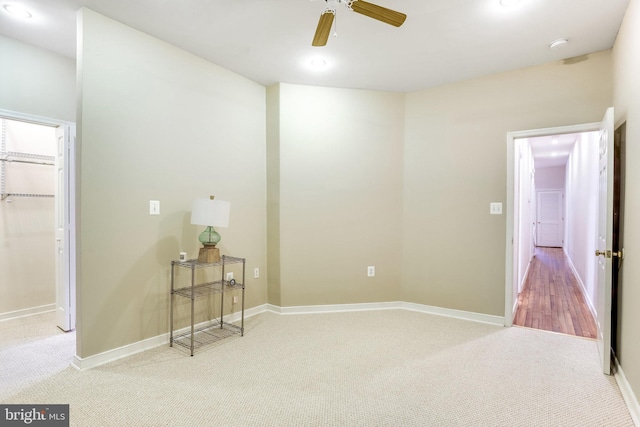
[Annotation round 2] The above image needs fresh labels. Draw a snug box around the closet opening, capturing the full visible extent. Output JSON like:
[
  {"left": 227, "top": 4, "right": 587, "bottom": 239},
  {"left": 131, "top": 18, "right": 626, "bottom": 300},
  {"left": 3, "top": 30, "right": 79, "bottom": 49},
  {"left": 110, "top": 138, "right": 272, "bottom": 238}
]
[{"left": 0, "top": 111, "right": 76, "bottom": 332}]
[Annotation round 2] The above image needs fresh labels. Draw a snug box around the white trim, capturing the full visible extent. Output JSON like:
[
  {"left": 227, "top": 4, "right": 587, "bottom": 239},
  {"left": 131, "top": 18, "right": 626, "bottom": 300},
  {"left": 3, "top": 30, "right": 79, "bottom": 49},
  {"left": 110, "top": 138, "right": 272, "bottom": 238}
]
[
  {"left": 0, "top": 108, "right": 69, "bottom": 127},
  {"left": 614, "top": 355, "right": 640, "bottom": 426},
  {"left": 398, "top": 301, "right": 505, "bottom": 326},
  {"left": 519, "top": 258, "right": 532, "bottom": 294},
  {"left": 72, "top": 304, "right": 270, "bottom": 371},
  {"left": 71, "top": 301, "right": 504, "bottom": 370},
  {"left": 265, "top": 303, "right": 282, "bottom": 314},
  {"left": 505, "top": 122, "right": 601, "bottom": 329},
  {"left": 277, "top": 301, "right": 398, "bottom": 315},
  {"left": 72, "top": 332, "right": 164, "bottom": 371},
  {"left": 563, "top": 248, "right": 598, "bottom": 320},
  {"left": 512, "top": 259, "right": 533, "bottom": 320},
  {"left": 0, "top": 304, "right": 56, "bottom": 322},
  {"left": 271, "top": 301, "right": 504, "bottom": 326}
]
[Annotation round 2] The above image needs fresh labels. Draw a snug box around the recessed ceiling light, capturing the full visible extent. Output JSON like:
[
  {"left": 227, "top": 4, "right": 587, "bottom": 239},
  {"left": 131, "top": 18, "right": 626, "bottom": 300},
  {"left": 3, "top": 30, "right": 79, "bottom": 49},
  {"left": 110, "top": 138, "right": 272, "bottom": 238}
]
[
  {"left": 549, "top": 38, "right": 569, "bottom": 49},
  {"left": 2, "top": 4, "right": 32, "bottom": 18},
  {"left": 310, "top": 57, "right": 327, "bottom": 70},
  {"left": 499, "top": 0, "right": 522, "bottom": 6}
]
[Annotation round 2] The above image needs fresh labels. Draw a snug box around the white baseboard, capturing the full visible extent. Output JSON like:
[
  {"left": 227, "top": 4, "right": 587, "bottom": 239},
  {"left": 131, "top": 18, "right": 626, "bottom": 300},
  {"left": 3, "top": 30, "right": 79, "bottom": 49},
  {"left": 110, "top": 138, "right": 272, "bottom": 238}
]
[
  {"left": 512, "top": 259, "right": 533, "bottom": 321},
  {"left": 72, "top": 303, "right": 270, "bottom": 371},
  {"left": 268, "top": 301, "right": 504, "bottom": 326},
  {"left": 275, "top": 301, "right": 398, "bottom": 315},
  {"left": 72, "top": 301, "right": 504, "bottom": 370},
  {"left": 614, "top": 355, "right": 640, "bottom": 426},
  {"left": 398, "top": 301, "right": 505, "bottom": 326},
  {"left": 0, "top": 304, "right": 55, "bottom": 322},
  {"left": 564, "top": 250, "right": 598, "bottom": 320},
  {"left": 72, "top": 332, "right": 166, "bottom": 371},
  {"left": 519, "top": 259, "right": 532, "bottom": 295}
]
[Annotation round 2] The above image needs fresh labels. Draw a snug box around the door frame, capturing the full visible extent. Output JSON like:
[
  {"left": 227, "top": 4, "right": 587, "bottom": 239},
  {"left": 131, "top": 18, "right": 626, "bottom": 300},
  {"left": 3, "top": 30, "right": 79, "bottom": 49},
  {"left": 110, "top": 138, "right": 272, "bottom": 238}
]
[
  {"left": 505, "top": 121, "right": 600, "bottom": 326},
  {"left": 0, "top": 108, "right": 76, "bottom": 329}
]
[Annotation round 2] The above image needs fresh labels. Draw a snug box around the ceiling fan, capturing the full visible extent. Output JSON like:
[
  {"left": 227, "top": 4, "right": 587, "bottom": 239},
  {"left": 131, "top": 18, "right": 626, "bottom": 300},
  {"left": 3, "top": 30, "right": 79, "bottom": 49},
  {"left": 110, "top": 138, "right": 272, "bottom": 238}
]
[{"left": 312, "top": 0, "right": 406, "bottom": 46}]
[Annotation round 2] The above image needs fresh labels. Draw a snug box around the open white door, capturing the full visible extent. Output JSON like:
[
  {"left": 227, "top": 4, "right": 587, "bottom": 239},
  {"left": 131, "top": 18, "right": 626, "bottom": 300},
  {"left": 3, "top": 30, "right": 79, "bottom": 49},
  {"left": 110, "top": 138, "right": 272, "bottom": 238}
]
[
  {"left": 55, "top": 124, "right": 76, "bottom": 332},
  {"left": 595, "top": 107, "right": 614, "bottom": 375}
]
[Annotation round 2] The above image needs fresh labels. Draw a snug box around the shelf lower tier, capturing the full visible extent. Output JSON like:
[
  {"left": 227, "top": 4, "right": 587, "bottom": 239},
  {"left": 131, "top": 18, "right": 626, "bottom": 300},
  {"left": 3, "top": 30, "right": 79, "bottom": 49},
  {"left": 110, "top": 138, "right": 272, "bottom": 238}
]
[
  {"left": 173, "top": 281, "right": 244, "bottom": 298},
  {"left": 171, "top": 321, "right": 243, "bottom": 351}
]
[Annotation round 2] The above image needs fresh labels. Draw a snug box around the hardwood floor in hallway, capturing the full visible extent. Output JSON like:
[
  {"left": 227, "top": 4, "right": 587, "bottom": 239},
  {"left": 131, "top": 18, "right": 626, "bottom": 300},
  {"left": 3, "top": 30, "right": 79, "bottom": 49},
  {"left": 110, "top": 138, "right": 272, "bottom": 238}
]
[{"left": 514, "top": 247, "right": 597, "bottom": 339}]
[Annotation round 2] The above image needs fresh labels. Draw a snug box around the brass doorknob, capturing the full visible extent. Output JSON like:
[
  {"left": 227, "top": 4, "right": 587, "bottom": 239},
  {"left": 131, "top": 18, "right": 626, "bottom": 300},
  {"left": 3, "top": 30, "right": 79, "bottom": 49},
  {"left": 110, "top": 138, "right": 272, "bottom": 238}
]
[{"left": 595, "top": 249, "right": 623, "bottom": 259}]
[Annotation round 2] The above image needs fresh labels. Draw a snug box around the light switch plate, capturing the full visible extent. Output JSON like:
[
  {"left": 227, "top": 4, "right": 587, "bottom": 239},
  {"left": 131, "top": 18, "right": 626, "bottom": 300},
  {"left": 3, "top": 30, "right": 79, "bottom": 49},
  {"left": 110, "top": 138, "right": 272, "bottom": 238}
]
[
  {"left": 490, "top": 202, "right": 502, "bottom": 215},
  {"left": 149, "top": 200, "right": 160, "bottom": 215}
]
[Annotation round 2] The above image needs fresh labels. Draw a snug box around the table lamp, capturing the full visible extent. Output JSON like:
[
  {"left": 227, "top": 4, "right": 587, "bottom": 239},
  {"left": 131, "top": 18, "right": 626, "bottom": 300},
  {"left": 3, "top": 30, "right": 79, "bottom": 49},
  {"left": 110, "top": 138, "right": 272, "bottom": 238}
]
[{"left": 190, "top": 196, "right": 230, "bottom": 263}]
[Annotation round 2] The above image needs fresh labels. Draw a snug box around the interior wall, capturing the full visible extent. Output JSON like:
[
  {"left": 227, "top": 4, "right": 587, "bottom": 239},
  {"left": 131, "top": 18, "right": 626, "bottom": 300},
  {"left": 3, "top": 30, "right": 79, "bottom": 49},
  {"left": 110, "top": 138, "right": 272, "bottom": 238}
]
[
  {"left": 76, "top": 9, "right": 267, "bottom": 358},
  {"left": 0, "top": 119, "right": 56, "bottom": 316},
  {"left": 266, "top": 84, "right": 281, "bottom": 306},
  {"left": 564, "top": 131, "right": 599, "bottom": 309},
  {"left": 612, "top": 0, "right": 640, "bottom": 403},
  {"left": 0, "top": 35, "right": 75, "bottom": 123},
  {"left": 535, "top": 165, "right": 566, "bottom": 189},
  {"left": 403, "top": 50, "right": 612, "bottom": 316},
  {"left": 270, "top": 83, "right": 404, "bottom": 306}
]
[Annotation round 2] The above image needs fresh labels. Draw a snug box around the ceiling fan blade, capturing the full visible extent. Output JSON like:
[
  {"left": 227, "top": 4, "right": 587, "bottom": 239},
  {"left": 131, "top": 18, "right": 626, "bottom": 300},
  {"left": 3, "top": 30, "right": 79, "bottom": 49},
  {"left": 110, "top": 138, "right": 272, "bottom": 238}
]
[
  {"left": 350, "top": 0, "right": 406, "bottom": 27},
  {"left": 312, "top": 10, "right": 335, "bottom": 46}
]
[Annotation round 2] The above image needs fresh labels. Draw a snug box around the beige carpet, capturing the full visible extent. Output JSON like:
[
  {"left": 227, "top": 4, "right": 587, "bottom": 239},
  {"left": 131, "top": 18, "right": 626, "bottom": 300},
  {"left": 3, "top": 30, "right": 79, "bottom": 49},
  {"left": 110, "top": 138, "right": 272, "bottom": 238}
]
[{"left": 0, "top": 310, "right": 634, "bottom": 426}]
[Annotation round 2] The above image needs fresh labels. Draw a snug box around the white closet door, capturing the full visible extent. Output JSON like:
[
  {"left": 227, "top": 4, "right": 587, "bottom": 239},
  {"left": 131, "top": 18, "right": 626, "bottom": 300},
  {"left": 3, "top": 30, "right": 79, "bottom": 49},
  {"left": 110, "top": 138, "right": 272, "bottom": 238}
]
[
  {"left": 55, "top": 124, "right": 76, "bottom": 332},
  {"left": 536, "top": 191, "right": 563, "bottom": 247}
]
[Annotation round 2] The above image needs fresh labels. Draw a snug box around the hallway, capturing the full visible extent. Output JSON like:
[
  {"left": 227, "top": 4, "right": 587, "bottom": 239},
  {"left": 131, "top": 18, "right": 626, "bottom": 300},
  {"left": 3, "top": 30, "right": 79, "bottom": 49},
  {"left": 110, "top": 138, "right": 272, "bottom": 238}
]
[{"left": 514, "top": 247, "right": 597, "bottom": 339}]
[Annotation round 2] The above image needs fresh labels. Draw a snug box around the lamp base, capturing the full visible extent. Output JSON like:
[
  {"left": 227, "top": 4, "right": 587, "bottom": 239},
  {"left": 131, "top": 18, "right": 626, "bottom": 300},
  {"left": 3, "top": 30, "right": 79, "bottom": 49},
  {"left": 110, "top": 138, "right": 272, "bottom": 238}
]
[{"left": 197, "top": 245, "right": 220, "bottom": 263}]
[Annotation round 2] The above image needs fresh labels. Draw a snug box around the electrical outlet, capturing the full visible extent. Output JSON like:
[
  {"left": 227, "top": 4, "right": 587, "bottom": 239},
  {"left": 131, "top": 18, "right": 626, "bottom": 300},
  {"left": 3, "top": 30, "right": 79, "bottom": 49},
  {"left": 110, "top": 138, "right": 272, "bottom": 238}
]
[
  {"left": 367, "top": 266, "right": 375, "bottom": 277},
  {"left": 226, "top": 272, "right": 233, "bottom": 281},
  {"left": 254, "top": 268, "right": 260, "bottom": 279},
  {"left": 233, "top": 296, "right": 238, "bottom": 304}
]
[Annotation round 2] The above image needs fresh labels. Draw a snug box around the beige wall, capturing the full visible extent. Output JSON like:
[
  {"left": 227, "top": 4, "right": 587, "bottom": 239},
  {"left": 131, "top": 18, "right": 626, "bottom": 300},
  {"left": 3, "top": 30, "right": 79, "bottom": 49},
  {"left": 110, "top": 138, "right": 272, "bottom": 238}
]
[
  {"left": 0, "top": 120, "right": 56, "bottom": 316},
  {"left": 0, "top": 35, "right": 75, "bottom": 122},
  {"left": 4, "top": 9, "right": 633, "bottom": 398},
  {"left": 613, "top": 0, "right": 640, "bottom": 405},
  {"left": 266, "top": 84, "right": 282, "bottom": 306},
  {"left": 76, "top": 9, "right": 267, "bottom": 357},
  {"left": 269, "top": 84, "right": 404, "bottom": 306},
  {"left": 403, "top": 50, "right": 612, "bottom": 315}
]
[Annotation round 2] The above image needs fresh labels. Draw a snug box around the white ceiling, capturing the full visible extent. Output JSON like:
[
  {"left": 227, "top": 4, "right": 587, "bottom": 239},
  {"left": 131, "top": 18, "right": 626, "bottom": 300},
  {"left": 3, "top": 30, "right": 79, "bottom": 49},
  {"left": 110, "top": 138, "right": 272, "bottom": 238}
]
[
  {"left": 529, "top": 133, "right": 581, "bottom": 169},
  {"left": 0, "top": 0, "right": 630, "bottom": 93}
]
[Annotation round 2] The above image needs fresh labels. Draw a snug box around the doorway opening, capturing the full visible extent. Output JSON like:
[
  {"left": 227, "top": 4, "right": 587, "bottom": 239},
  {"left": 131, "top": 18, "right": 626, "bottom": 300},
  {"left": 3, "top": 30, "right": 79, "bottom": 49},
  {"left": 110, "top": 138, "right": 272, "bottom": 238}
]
[
  {"left": 0, "top": 110, "right": 76, "bottom": 333},
  {"left": 612, "top": 121, "right": 626, "bottom": 358},
  {"left": 510, "top": 129, "right": 599, "bottom": 338},
  {"left": 506, "top": 109, "right": 618, "bottom": 375},
  {"left": 505, "top": 122, "right": 603, "bottom": 331}
]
